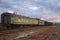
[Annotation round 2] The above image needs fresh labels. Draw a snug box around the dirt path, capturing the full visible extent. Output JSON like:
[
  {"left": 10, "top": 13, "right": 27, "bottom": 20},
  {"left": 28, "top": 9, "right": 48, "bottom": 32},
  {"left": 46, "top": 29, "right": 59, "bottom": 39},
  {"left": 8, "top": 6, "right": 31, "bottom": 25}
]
[{"left": 0, "top": 26, "right": 60, "bottom": 40}]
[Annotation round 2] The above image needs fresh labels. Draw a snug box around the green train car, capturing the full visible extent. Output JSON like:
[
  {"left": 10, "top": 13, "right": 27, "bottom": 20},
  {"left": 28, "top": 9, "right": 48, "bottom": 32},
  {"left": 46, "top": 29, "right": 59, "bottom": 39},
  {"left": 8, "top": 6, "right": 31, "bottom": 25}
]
[
  {"left": 1, "top": 12, "right": 40, "bottom": 28},
  {"left": 10, "top": 15, "right": 38, "bottom": 24}
]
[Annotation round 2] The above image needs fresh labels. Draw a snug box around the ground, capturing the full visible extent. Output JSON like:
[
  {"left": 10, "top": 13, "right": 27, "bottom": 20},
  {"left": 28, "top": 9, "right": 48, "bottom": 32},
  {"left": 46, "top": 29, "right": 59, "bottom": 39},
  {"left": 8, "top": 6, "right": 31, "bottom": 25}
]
[{"left": 0, "top": 25, "right": 60, "bottom": 40}]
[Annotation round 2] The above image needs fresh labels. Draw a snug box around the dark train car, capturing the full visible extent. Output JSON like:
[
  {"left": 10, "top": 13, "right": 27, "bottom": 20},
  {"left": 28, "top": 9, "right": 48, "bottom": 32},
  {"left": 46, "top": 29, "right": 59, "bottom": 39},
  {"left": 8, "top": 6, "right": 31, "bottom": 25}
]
[
  {"left": 44, "top": 21, "right": 53, "bottom": 26},
  {"left": 1, "top": 13, "right": 11, "bottom": 26}
]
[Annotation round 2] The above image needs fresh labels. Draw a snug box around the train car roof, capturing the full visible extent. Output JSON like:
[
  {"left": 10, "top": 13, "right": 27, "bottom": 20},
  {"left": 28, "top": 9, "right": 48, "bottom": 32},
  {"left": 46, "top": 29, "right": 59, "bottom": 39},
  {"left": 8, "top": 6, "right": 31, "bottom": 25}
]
[{"left": 1, "top": 12, "right": 40, "bottom": 20}]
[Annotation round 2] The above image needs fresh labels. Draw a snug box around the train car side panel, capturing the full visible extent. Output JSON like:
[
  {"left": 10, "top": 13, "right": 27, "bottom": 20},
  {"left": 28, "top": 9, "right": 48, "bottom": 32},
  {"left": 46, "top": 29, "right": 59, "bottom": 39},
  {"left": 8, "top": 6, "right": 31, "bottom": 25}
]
[
  {"left": 10, "top": 15, "right": 38, "bottom": 25},
  {"left": 39, "top": 20, "right": 45, "bottom": 25}
]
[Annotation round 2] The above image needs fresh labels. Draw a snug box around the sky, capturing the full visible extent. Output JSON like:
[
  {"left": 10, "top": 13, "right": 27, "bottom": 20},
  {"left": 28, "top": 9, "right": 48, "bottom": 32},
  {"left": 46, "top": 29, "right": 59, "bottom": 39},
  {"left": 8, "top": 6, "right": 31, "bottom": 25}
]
[{"left": 0, "top": 0, "right": 60, "bottom": 23}]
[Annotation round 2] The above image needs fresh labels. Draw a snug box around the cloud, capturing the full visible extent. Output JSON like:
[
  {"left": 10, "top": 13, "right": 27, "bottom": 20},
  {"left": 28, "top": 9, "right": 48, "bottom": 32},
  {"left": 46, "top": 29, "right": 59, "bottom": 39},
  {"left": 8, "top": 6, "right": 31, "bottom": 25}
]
[
  {"left": 28, "top": 6, "right": 39, "bottom": 11},
  {"left": 41, "top": 12, "right": 60, "bottom": 22},
  {"left": 0, "top": 0, "right": 60, "bottom": 22}
]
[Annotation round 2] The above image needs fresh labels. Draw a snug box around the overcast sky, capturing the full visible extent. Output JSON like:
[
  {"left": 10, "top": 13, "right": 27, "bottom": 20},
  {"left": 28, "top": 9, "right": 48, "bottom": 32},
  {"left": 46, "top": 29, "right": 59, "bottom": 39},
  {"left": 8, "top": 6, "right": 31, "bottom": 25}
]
[{"left": 0, "top": 0, "right": 60, "bottom": 22}]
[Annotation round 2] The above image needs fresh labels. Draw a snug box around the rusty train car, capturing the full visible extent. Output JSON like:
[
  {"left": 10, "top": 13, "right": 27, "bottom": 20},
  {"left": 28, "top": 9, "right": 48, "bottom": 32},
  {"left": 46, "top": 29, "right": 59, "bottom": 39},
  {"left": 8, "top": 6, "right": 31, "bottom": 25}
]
[{"left": 1, "top": 12, "right": 52, "bottom": 28}]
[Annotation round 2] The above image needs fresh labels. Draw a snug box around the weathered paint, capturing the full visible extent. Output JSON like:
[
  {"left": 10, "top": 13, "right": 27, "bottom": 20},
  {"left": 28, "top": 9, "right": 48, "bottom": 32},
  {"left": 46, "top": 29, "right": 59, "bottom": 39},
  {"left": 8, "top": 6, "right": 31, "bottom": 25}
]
[
  {"left": 39, "top": 20, "right": 45, "bottom": 25},
  {"left": 10, "top": 16, "right": 38, "bottom": 24}
]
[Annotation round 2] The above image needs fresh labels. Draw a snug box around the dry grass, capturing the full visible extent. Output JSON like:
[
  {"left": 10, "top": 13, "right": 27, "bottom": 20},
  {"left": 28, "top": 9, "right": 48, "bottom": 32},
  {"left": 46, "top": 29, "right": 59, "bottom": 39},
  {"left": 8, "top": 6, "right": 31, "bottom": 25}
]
[{"left": 0, "top": 25, "right": 60, "bottom": 40}]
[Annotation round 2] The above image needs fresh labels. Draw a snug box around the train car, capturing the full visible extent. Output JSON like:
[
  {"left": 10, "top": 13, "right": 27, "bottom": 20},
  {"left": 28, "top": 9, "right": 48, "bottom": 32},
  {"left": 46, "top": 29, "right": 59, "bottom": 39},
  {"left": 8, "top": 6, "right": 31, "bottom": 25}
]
[
  {"left": 44, "top": 21, "right": 53, "bottom": 26},
  {"left": 38, "top": 20, "right": 45, "bottom": 25},
  {"left": 1, "top": 12, "right": 49, "bottom": 29},
  {"left": 1, "top": 12, "right": 40, "bottom": 28},
  {"left": 1, "top": 12, "right": 53, "bottom": 29}
]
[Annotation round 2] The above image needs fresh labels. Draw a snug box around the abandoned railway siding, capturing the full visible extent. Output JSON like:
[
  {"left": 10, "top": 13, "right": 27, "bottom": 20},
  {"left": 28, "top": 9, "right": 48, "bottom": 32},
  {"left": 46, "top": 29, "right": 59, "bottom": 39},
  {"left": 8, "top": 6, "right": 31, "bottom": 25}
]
[{"left": 0, "top": 25, "right": 60, "bottom": 40}]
